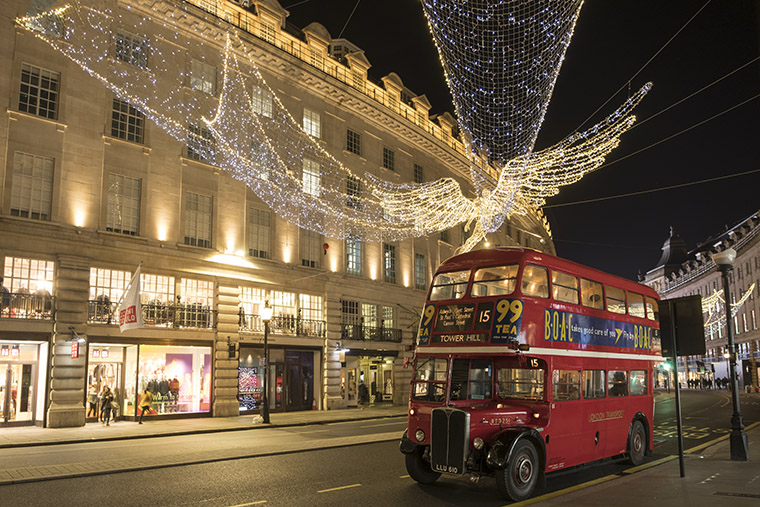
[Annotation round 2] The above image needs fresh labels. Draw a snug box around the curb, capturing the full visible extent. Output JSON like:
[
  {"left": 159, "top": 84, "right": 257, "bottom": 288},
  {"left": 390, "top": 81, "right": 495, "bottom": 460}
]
[{"left": 0, "top": 413, "right": 407, "bottom": 450}]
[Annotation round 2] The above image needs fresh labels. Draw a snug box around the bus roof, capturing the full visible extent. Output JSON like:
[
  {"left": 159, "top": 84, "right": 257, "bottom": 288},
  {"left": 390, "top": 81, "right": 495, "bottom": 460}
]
[{"left": 437, "top": 248, "right": 658, "bottom": 299}]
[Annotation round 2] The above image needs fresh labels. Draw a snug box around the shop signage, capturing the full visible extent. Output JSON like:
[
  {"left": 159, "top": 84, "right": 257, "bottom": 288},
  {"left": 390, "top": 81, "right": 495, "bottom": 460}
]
[
  {"left": 11, "top": 345, "right": 19, "bottom": 357},
  {"left": 101, "top": 349, "right": 109, "bottom": 358},
  {"left": 0, "top": 345, "right": 8, "bottom": 356},
  {"left": 92, "top": 349, "right": 100, "bottom": 358},
  {"left": 71, "top": 341, "right": 79, "bottom": 359}
]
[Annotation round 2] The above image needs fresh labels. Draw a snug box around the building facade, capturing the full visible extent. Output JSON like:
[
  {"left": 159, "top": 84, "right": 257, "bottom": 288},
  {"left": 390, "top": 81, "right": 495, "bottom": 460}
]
[
  {"left": 0, "top": 0, "right": 554, "bottom": 428},
  {"left": 643, "top": 212, "right": 760, "bottom": 391}
]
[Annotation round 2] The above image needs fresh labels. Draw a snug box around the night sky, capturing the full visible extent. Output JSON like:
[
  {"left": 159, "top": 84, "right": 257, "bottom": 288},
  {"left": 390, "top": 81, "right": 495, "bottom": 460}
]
[{"left": 283, "top": 0, "right": 760, "bottom": 280}]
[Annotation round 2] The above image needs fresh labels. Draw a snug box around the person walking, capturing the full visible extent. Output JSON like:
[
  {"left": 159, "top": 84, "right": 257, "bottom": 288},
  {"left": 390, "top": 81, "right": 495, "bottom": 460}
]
[
  {"left": 87, "top": 385, "right": 98, "bottom": 417},
  {"left": 138, "top": 388, "right": 153, "bottom": 424},
  {"left": 101, "top": 386, "right": 114, "bottom": 426}
]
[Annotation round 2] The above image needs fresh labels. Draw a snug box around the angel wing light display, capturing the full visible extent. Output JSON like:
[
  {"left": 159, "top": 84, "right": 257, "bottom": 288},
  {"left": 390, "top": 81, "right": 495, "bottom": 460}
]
[{"left": 18, "top": 0, "right": 650, "bottom": 251}]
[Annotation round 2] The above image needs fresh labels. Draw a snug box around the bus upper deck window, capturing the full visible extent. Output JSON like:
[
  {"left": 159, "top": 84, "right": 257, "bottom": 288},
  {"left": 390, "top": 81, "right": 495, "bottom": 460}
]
[
  {"left": 628, "top": 292, "right": 645, "bottom": 318},
  {"left": 552, "top": 270, "right": 579, "bottom": 304},
  {"left": 471, "top": 265, "right": 518, "bottom": 297},
  {"left": 645, "top": 297, "right": 659, "bottom": 321},
  {"left": 430, "top": 270, "right": 470, "bottom": 301},
  {"left": 581, "top": 278, "right": 604, "bottom": 309},
  {"left": 605, "top": 285, "right": 626, "bottom": 314},
  {"left": 521, "top": 265, "right": 548, "bottom": 298}
]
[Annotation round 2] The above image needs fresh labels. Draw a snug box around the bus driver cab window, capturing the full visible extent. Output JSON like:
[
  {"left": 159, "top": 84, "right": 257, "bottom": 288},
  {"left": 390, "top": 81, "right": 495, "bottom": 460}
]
[{"left": 449, "top": 359, "right": 492, "bottom": 401}]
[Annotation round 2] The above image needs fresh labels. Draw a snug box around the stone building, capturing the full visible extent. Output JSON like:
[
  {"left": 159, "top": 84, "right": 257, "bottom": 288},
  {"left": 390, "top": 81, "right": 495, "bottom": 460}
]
[
  {"left": 0, "top": 0, "right": 553, "bottom": 428},
  {"left": 643, "top": 211, "right": 760, "bottom": 390}
]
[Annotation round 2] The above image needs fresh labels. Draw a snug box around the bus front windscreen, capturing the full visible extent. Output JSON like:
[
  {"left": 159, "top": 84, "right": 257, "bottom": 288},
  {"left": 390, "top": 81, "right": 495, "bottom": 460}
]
[{"left": 412, "top": 357, "right": 448, "bottom": 402}]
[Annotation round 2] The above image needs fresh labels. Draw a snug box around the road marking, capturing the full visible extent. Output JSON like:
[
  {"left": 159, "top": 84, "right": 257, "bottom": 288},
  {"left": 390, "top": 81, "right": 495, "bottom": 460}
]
[
  {"left": 508, "top": 475, "right": 619, "bottom": 506},
  {"left": 360, "top": 422, "right": 404, "bottom": 428},
  {"left": 622, "top": 455, "right": 677, "bottom": 474},
  {"left": 509, "top": 418, "right": 760, "bottom": 506},
  {"left": 684, "top": 420, "right": 760, "bottom": 454},
  {"left": 227, "top": 501, "right": 267, "bottom": 506},
  {"left": 399, "top": 474, "right": 410, "bottom": 479},
  {"left": 317, "top": 483, "right": 362, "bottom": 493}
]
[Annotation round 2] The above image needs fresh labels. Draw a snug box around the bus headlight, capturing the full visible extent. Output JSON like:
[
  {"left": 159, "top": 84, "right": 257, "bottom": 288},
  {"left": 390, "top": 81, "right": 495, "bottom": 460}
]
[
  {"left": 415, "top": 429, "right": 425, "bottom": 442},
  {"left": 473, "top": 437, "right": 484, "bottom": 450}
]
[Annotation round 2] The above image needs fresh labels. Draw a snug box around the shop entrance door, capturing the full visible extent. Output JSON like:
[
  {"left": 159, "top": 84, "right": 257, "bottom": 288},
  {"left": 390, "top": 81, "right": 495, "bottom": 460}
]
[
  {"left": 0, "top": 363, "right": 35, "bottom": 425},
  {"left": 285, "top": 351, "right": 314, "bottom": 411},
  {"left": 86, "top": 362, "right": 122, "bottom": 421}
]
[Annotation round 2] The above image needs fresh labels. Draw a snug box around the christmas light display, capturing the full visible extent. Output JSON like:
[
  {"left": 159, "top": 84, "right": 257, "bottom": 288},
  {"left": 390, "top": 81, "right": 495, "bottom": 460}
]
[
  {"left": 18, "top": 0, "right": 650, "bottom": 249},
  {"left": 702, "top": 284, "right": 755, "bottom": 334}
]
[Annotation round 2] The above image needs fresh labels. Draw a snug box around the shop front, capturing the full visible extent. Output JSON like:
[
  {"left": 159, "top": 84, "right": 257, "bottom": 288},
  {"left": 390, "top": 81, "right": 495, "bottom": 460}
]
[
  {"left": 342, "top": 352, "right": 397, "bottom": 408},
  {"left": 0, "top": 340, "right": 48, "bottom": 427},
  {"left": 238, "top": 346, "right": 318, "bottom": 413},
  {"left": 86, "top": 340, "right": 212, "bottom": 421}
]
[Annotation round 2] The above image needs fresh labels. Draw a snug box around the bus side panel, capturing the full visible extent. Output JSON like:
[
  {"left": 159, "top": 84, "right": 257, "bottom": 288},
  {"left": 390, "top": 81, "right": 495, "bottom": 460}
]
[{"left": 545, "top": 356, "right": 584, "bottom": 471}]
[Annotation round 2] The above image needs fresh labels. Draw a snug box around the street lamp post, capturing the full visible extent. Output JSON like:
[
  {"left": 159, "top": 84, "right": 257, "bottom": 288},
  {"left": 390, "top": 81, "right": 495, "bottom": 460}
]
[
  {"left": 261, "top": 300, "right": 273, "bottom": 424},
  {"left": 712, "top": 248, "right": 750, "bottom": 460}
]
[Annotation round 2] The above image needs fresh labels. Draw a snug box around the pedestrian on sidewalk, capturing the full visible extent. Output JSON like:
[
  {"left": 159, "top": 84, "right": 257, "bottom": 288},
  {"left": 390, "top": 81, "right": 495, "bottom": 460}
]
[
  {"left": 358, "top": 382, "right": 368, "bottom": 410},
  {"left": 87, "top": 385, "right": 98, "bottom": 417},
  {"left": 138, "top": 388, "right": 153, "bottom": 424},
  {"left": 101, "top": 386, "right": 114, "bottom": 426}
]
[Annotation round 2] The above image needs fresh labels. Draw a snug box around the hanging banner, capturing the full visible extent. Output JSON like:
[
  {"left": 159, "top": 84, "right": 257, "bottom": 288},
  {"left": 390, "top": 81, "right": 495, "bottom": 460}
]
[
  {"left": 71, "top": 341, "right": 79, "bottom": 359},
  {"left": 117, "top": 265, "right": 143, "bottom": 332}
]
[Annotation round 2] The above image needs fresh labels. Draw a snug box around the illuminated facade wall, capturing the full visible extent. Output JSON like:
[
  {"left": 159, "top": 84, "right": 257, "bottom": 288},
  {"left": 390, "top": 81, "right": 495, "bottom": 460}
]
[
  {"left": 0, "top": 0, "right": 554, "bottom": 427},
  {"left": 644, "top": 212, "right": 760, "bottom": 389}
]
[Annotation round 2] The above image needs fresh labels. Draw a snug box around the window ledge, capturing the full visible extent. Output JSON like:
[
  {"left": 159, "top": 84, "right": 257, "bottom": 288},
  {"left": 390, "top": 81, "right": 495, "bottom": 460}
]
[
  {"left": 97, "top": 229, "right": 149, "bottom": 242},
  {"left": 8, "top": 109, "right": 66, "bottom": 131},
  {"left": 177, "top": 242, "right": 215, "bottom": 253},
  {"left": 102, "top": 134, "right": 150, "bottom": 153},
  {"left": 180, "top": 155, "right": 219, "bottom": 170}
]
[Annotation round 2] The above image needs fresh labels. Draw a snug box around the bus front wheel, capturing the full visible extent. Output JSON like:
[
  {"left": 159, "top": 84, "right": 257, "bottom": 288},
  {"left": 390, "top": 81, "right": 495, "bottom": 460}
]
[
  {"left": 627, "top": 420, "right": 646, "bottom": 466},
  {"left": 496, "top": 439, "right": 539, "bottom": 501},
  {"left": 405, "top": 446, "right": 441, "bottom": 484}
]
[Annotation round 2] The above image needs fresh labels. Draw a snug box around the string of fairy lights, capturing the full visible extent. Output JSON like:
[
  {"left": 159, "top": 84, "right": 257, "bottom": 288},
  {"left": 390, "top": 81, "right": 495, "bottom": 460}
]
[
  {"left": 702, "top": 284, "right": 755, "bottom": 335},
  {"left": 18, "top": 0, "right": 649, "bottom": 250}
]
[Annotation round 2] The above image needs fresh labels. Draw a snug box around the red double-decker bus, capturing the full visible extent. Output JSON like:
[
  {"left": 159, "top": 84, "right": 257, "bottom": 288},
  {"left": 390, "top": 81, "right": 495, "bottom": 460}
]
[{"left": 400, "top": 248, "right": 661, "bottom": 501}]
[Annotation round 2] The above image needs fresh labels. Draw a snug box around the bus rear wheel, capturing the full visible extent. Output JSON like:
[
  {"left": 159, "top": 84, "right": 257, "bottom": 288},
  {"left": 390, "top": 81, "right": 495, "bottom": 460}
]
[
  {"left": 627, "top": 420, "right": 646, "bottom": 466},
  {"left": 405, "top": 446, "right": 441, "bottom": 484},
  {"left": 496, "top": 439, "right": 539, "bottom": 501}
]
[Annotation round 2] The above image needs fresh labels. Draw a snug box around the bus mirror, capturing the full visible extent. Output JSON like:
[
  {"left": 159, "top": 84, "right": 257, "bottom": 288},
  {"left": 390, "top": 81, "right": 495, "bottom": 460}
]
[{"left": 518, "top": 344, "right": 530, "bottom": 351}]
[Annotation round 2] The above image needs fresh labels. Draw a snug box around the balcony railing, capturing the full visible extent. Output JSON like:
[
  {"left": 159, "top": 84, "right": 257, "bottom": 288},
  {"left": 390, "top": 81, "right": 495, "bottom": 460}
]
[
  {"left": 0, "top": 292, "right": 54, "bottom": 320},
  {"left": 88, "top": 299, "right": 216, "bottom": 329},
  {"left": 340, "top": 323, "right": 402, "bottom": 343},
  {"left": 238, "top": 312, "right": 326, "bottom": 337}
]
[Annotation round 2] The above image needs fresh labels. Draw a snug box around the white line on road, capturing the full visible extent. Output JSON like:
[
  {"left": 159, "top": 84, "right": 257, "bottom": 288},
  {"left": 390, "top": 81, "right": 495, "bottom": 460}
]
[
  {"left": 317, "top": 483, "right": 362, "bottom": 493},
  {"left": 359, "top": 422, "right": 405, "bottom": 428},
  {"left": 227, "top": 501, "right": 267, "bottom": 506}
]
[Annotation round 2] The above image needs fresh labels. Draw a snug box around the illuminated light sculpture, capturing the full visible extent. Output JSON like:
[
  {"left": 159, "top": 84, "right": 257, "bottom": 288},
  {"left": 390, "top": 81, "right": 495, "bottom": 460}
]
[
  {"left": 18, "top": 0, "right": 649, "bottom": 250},
  {"left": 702, "top": 284, "right": 755, "bottom": 334}
]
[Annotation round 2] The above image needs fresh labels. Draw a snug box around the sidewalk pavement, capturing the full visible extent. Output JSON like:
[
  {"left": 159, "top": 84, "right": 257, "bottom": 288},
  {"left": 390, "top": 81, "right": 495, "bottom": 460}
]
[
  {"left": 0, "top": 404, "right": 408, "bottom": 448},
  {"left": 524, "top": 420, "right": 760, "bottom": 507}
]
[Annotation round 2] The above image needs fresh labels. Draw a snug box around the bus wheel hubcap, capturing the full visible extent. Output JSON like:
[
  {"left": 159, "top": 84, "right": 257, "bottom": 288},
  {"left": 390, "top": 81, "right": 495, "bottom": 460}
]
[
  {"left": 633, "top": 432, "right": 642, "bottom": 454},
  {"left": 515, "top": 454, "right": 533, "bottom": 485}
]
